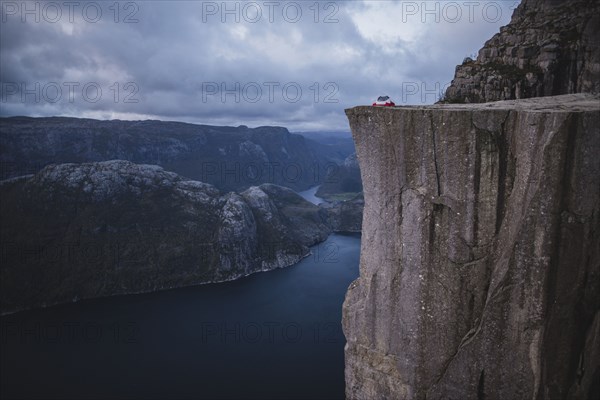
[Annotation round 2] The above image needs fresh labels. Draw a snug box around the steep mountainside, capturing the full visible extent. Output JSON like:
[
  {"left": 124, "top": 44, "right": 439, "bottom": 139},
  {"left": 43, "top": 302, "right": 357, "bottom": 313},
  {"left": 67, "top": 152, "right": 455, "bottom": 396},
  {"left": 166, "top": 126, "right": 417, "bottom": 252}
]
[
  {"left": 0, "top": 161, "right": 330, "bottom": 314},
  {"left": 0, "top": 117, "right": 339, "bottom": 192},
  {"left": 343, "top": 94, "right": 599, "bottom": 399},
  {"left": 443, "top": 0, "right": 600, "bottom": 103}
]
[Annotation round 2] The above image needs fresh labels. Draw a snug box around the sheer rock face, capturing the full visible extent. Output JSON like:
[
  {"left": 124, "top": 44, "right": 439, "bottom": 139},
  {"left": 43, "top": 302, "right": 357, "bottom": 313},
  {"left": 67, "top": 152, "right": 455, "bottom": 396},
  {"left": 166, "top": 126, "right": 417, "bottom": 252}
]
[
  {"left": 443, "top": 0, "right": 600, "bottom": 103},
  {"left": 342, "top": 94, "right": 600, "bottom": 400},
  {"left": 0, "top": 161, "right": 330, "bottom": 315}
]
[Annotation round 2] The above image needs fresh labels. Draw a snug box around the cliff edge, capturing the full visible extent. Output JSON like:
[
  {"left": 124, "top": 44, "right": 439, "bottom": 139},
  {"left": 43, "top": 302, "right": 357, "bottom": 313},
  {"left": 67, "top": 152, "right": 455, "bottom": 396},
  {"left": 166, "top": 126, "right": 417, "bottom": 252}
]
[{"left": 342, "top": 94, "right": 599, "bottom": 399}]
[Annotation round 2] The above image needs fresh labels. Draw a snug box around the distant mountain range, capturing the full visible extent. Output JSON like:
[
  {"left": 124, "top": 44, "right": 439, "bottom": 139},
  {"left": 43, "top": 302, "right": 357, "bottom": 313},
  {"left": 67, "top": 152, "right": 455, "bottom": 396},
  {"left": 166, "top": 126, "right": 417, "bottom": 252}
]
[
  {"left": 0, "top": 118, "right": 362, "bottom": 314},
  {"left": 0, "top": 116, "right": 354, "bottom": 192}
]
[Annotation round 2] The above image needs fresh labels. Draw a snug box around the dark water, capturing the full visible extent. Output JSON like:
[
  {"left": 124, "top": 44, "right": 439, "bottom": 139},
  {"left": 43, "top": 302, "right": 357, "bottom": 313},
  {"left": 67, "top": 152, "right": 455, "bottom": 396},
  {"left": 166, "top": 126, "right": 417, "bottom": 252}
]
[{"left": 0, "top": 233, "right": 360, "bottom": 400}]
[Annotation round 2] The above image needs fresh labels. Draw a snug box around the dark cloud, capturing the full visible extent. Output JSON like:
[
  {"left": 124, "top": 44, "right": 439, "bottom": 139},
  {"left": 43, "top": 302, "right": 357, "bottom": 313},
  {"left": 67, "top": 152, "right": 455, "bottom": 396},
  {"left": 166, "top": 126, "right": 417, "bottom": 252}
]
[{"left": 0, "top": 1, "right": 520, "bottom": 130}]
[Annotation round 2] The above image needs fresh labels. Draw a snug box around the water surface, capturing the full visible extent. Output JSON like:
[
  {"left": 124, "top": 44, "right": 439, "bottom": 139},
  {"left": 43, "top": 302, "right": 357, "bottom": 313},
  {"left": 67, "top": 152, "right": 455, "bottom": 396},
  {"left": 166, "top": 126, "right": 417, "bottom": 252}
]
[
  {"left": 297, "top": 185, "right": 325, "bottom": 205},
  {"left": 1, "top": 233, "right": 360, "bottom": 399}
]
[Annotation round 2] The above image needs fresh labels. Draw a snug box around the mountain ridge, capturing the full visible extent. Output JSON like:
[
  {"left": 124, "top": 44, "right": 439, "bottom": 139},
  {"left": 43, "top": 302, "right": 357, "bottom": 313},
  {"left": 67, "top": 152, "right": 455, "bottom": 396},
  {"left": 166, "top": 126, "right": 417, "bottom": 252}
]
[{"left": 0, "top": 116, "right": 348, "bottom": 192}]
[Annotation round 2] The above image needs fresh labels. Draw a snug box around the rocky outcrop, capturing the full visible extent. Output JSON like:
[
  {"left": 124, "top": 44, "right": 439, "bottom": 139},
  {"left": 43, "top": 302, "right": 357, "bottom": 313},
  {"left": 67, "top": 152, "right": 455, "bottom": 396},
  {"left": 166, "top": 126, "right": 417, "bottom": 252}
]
[
  {"left": 0, "top": 161, "right": 330, "bottom": 314},
  {"left": 342, "top": 94, "right": 600, "bottom": 399},
  {"left": 442, "top": 0, "right": 600, "bottom": 103},
  {"left": 0, "top": 117, "right": 341, "bottom": 192}
]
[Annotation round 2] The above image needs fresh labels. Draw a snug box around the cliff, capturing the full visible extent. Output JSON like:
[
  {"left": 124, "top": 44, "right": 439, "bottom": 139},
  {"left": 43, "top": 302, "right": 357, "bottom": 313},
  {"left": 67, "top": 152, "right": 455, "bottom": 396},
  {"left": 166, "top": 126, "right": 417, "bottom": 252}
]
[
  {"left": 342, "top": 94, "right": 600, "bottom": 399},
  {"left": 443, "top": 0, "right": 600, "bottom": 103},
  {"left": 0, "top": 117, "right": 341, "bottom": 192},
  {"left": 0, "top": 161, "right": 330, "bottom": 314}
]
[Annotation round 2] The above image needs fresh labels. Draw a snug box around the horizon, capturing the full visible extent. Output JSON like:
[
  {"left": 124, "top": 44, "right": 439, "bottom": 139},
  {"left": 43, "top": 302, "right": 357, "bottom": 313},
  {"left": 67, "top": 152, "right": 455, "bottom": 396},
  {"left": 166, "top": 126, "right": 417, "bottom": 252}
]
[
  {"left": 1, "top": 0, "right": 519, "bottom": 130},
  {"left": 0, "top": 114, "right": 353, "bottom": 134}
]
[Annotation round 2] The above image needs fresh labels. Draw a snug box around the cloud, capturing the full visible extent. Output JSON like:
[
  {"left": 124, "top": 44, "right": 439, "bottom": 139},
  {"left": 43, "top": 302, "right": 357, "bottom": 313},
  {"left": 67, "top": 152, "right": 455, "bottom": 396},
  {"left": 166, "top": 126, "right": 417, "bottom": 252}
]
[{"left": 0, "top": 0, "right": 520, "bottom": 130}]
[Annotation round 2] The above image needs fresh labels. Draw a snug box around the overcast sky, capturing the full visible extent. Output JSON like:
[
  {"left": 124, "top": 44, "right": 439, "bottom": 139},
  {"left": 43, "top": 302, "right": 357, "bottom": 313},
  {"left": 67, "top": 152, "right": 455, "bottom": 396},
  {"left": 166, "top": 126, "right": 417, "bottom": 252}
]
[{"left": 1, "top": 0, "right": 520, "bottom": 131}]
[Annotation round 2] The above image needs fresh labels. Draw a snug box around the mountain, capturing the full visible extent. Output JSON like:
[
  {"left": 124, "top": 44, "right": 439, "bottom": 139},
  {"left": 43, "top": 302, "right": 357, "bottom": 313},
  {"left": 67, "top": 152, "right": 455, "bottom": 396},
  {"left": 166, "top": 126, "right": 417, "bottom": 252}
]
[
  {"left": 0, "top": 161, "right": 330, "bottom": 315},
  {"left": 0, "top": 116, "right": 339, "bottom": 192},
  {"left": 442, "top": 0, "right": 599, "bottom": 103},
  {"left": 294, "top": 130, "right": 356, "bottom": 162}
]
